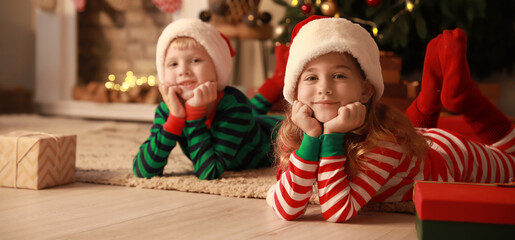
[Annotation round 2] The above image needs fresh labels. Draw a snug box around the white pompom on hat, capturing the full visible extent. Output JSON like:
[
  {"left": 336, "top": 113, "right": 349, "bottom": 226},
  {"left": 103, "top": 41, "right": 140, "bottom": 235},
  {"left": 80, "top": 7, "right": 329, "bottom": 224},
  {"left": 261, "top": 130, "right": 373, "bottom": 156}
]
[
  {"left": 156, "top": 18, "right": 236, "bottom": 91},
  {"left": 283, "top": 15, "right": 384, "bottom": 104}
]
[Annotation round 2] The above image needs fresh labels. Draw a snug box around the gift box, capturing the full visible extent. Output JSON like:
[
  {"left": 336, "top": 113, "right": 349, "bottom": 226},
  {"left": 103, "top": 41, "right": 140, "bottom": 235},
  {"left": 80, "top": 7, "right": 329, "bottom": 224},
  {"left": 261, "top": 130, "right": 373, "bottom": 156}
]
[
  {"left": 414, "top": 181, "right": 515, "bottom": 240},
  {"left": 0, "top": 132, "right": 76, "bottom": 190}
]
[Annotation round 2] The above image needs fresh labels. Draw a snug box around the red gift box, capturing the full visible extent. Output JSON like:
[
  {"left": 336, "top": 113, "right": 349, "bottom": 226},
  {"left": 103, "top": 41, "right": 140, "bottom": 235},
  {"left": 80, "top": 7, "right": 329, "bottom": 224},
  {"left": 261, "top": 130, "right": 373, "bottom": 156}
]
[{"left": 414, "top": 181, "right": 515, "bottom": 240}]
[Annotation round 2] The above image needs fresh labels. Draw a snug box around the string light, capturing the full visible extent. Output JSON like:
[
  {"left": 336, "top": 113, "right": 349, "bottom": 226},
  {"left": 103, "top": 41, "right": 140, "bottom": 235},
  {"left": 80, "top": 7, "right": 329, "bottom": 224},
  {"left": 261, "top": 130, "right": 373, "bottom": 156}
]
[
  {"left": 392, "top": 0, "right": 419, "bottom": 22},
  {"left": 105, "top": 71, "right": 159, "bottom": 91},
  {"left": 349, "top": 17, "right": 379, "bottom": 37},
  {"left": 281, "top": 0, "right": 421, "bottom": 41},
  {"left": 105, "top": 81, "right": 114, "bottom": 89},
  {"left": 148, "top": 75, "right": 156, "bottom": 86},
  {"left": 406, "top": 0, "right": 414, "bottom": 12}
]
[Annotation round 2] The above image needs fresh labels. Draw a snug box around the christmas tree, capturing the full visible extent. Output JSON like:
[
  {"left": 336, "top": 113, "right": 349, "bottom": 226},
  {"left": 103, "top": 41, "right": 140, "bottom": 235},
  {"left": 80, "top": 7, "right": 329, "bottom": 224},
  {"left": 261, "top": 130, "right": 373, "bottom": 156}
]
[{"left": 272, "top": 0, "right": 515, "bottom": 79}]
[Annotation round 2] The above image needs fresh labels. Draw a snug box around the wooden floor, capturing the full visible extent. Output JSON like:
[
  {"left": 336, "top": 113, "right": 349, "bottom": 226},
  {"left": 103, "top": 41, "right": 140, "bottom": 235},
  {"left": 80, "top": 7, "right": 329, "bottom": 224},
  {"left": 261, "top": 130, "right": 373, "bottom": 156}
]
[{"left": 0, "top": 183, "right": 417, "bottom": 240}]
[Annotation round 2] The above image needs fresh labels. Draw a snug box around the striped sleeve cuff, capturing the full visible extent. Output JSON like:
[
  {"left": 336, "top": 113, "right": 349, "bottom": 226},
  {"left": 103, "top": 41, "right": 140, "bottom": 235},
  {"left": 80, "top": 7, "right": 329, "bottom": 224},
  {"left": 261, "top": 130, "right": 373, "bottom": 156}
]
[
  {"left": 295, "top": 133, "right": 321, "bottom": 162},
  {"left": 320, "top": 133, "right": 346, "bottom": 158}
]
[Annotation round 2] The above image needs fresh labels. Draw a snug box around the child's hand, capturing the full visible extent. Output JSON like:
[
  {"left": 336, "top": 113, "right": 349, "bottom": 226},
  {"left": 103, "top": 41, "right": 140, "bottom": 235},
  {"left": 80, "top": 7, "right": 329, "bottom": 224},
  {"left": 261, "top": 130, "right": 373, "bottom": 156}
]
[
  {"left": 186, "top": 81, "right": 218, "bottom": 107},
  {"left": 159, "top": 83, "right": 186, "bottom": 119},
  {"left": 323, "top": 102, "right": 366, "bottom": 134},
  {"left": 292, "top": 101, "right": 322, "bottom": 137}
]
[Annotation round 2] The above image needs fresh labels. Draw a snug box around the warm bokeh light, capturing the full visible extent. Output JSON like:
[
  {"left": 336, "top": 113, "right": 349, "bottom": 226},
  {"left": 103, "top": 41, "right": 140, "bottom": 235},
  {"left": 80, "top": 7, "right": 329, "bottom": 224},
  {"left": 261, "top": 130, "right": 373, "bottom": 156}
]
[
  {"left": 372, "top": 27, "right": 378, "bottom": 37},
  {"left": 106, "top": 72, "right": 158, "bottom": 91},
  {"left": 406, "top": 1, "right": 414, "bottom": 12}
]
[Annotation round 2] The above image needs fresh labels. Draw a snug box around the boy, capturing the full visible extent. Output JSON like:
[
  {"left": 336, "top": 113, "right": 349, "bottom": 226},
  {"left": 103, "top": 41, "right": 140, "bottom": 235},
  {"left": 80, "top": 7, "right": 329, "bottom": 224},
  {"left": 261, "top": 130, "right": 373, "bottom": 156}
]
[{"left": 133, "top": 19, "right": 286, "bottom": 180}]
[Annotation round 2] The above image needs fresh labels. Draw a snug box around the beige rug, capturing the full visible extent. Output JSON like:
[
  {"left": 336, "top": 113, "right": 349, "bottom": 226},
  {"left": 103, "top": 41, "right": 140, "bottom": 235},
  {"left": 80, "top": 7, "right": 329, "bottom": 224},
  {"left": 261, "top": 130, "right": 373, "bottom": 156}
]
[{"left": 0, "top": 114, "right": 414, "bottom": 213}]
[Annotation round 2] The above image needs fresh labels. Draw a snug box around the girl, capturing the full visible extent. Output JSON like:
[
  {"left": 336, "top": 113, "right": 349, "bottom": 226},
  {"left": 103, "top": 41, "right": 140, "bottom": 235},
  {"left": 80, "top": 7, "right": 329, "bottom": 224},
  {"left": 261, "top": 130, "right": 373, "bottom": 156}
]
[{"left": 267, "top": 15, "right": 514, "bottom": 222}]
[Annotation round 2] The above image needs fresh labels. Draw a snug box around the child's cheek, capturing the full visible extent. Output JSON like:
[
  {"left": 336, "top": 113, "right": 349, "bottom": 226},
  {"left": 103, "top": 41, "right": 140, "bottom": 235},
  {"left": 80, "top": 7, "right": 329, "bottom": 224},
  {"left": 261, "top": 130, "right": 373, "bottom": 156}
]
[{"left": 159, "top": 78, "right": 171, "bottom": 86}]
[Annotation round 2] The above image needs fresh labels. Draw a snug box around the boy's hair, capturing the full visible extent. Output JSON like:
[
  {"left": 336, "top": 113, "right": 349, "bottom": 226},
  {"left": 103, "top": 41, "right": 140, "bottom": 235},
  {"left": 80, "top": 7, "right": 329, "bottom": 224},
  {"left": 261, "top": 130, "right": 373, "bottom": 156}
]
[{"left": 169, "top": 37, "right": 202, "bottom": 50}]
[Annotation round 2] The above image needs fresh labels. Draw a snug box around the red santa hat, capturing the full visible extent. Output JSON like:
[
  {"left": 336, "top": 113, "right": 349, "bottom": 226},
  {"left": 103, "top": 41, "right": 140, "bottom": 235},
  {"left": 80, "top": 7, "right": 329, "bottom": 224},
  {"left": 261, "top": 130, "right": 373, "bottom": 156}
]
[
  {"left": 283, "top": 15, "right": 384, "bottom": 104},
  {"left": 156, "top": 18, "right": 236, "bottom": 91}
]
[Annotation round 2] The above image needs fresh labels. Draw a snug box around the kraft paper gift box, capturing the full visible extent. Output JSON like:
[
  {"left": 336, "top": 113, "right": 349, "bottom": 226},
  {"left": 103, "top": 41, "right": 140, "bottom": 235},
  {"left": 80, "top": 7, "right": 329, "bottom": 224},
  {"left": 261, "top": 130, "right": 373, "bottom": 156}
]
[
  {"left": 0, "top": 132, "right": 76, "bottom": 190},
  {"left": 413, "top": 181, "right": 515, "bottom": 240}
]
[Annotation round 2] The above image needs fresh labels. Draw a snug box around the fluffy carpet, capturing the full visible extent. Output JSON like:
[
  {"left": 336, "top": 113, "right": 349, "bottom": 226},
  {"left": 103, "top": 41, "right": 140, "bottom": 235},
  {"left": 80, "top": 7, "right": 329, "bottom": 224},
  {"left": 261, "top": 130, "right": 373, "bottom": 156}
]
[{"left": 0, "top": 114, "right": 415, "bottom": 213}]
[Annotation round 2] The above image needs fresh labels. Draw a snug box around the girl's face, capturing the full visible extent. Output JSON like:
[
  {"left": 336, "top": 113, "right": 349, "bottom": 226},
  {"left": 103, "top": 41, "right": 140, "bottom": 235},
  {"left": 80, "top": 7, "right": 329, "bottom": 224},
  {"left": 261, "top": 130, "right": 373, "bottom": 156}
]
[
  {"left": 162, "top": 43, "right": 217, "bottom": 101},
  {"left": 296, "top": 52, "right": 374, "bottom": 123}
]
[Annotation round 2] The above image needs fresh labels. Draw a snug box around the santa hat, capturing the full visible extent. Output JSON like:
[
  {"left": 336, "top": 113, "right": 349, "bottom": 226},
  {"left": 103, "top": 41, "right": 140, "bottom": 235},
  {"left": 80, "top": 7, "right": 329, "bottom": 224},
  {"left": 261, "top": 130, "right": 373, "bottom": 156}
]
[
  {"left": 283, "top": 15, "right": 383, "bottom": 103},
  {"left": 156, "top": 18, "right": 236, "bottom": 91}
]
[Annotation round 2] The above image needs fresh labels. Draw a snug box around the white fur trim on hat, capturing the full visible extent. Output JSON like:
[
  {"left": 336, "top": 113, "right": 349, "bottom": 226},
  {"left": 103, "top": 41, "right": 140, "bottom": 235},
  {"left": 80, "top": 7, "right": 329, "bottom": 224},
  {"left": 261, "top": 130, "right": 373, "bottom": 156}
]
[
  {"left": 283, "top": 17, "right": 384, "bottom": 103},
  {"left": 156, "top": 18, "right": 233, "bottom": 91}
]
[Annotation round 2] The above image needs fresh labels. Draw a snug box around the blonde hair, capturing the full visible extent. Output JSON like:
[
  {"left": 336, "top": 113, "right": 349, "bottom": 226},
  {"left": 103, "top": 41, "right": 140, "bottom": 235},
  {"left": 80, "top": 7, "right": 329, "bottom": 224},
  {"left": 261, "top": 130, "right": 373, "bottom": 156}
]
[
  {"left": 169, "top": 37, "right": 202, "bottom": 50},
  {"left": 275, "top": 57, "right": 429, "bottom": 177}
]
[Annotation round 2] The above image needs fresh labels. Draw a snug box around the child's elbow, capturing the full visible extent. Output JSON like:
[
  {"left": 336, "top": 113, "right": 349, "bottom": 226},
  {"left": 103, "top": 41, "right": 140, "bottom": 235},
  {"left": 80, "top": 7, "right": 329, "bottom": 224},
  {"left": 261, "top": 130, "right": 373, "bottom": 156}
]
[
  {"left": 280, "top": 214, "right": 301, "bottom": 221},
  {"left": 197, "top": 175, "right": 219, "bottom": 180},
  {"left": 133, "top": 166, "right": 148, "bottom": 179},
  {"left": 133, "top": 168, "right": 155, "bottom": 179},
  {"left": 132, "top": 163, "right": 161, "bottom": 179},
  {"left": 196, "top": 169, "right": 222, "bottom": 180},
  {"left": 321, "top": 211, "right": 357, "bottom": 223}
]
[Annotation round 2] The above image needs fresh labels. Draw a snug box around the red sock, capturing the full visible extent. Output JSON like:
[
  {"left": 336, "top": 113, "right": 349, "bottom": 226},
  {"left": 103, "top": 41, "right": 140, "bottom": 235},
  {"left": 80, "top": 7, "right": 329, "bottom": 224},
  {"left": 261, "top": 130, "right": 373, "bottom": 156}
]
[
  {"left": 439, "top": 29, "right": 512, "bottom": 144},
  {"left": 258, "top": 44, "right": 289, "bottom": 103},
  {"left": 406, "top": 34, "right": 443, "bottom": 128}
]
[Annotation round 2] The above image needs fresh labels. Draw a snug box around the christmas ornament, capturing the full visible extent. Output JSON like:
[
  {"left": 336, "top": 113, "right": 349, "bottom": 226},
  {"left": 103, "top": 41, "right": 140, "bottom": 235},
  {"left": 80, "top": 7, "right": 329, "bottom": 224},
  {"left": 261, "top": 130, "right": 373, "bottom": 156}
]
[
  {"left": 199, "top": 10, "right": 211, "bottom": 22},
  {"left": 321, "top": 0, "right": 337, "bottom": 16},
  {"left": 243, "top": 13, "right": 258, "bottom": 27},
  {"left": 260, "top": 12, "right": 272, "bottom": 24},
  {"left": 366, "top": 0, "right": 381, "bottom": 7},
  {"left": 209, "top": 0, "right": 229, "bottom": 15},
  {"left": 152, "top": 0, "right": 182, "bottom": 13},
  {"left": 300, "top": 3, "right": 312, "bottom": 14}
]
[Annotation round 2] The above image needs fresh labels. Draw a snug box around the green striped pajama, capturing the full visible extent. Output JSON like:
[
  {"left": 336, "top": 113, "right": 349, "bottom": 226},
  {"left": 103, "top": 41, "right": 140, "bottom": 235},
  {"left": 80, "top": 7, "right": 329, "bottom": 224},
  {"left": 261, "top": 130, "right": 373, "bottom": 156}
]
[{"left": 133, "top": 86, "right": 282, "bottom": 180}]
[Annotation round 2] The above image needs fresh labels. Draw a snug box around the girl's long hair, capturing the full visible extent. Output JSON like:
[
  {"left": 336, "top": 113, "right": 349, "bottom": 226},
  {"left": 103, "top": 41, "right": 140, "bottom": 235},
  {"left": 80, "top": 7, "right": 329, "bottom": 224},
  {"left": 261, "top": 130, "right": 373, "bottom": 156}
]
[{"left": 275, "top": 95, "right": 429, "bottom": 178}]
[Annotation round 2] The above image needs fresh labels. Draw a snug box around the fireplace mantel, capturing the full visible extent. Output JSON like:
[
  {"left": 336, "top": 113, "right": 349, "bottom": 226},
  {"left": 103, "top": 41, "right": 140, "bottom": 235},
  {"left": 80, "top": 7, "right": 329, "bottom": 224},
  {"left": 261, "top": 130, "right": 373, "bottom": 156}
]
[{"left": 34, "top": 0, "right": 157, "bottom": 122}]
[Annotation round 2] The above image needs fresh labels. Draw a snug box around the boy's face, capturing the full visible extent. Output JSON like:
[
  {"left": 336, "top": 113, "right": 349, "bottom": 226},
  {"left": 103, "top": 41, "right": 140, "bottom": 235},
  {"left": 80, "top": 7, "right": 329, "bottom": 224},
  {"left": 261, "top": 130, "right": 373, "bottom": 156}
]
[
  {"left": 163, "top": 43, "right": 217, "bottom": 101},
  {"left": 296, "top": 52, "right": 373, "bottom": 123}
]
